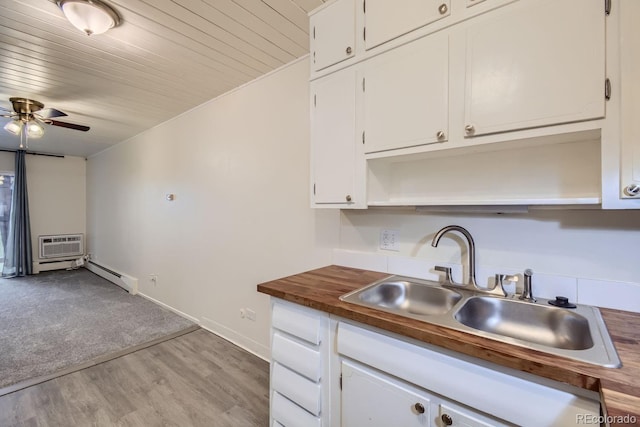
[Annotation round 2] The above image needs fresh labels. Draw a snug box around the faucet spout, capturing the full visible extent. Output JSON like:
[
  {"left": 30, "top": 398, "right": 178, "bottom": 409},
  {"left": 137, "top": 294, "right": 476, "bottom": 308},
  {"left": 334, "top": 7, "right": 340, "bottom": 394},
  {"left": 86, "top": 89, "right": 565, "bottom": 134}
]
[{"left": 431, "top": 225, "right": 477, "bottom": 288}]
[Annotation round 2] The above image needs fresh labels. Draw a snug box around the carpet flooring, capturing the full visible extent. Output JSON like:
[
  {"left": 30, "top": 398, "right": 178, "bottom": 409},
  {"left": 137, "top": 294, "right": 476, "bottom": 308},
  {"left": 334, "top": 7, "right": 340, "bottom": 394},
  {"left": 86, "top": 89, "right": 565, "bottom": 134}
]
[{"left": 0, "top": 268, "right": 196, "bottom": 390}]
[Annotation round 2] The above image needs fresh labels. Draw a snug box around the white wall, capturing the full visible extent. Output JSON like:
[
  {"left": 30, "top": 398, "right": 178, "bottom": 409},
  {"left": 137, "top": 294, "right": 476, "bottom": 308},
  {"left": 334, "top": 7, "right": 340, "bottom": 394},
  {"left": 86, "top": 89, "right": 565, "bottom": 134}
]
[
  {"left": 0, "top": 152, "right": 86, "bottom": 264},
  {"left": 339, "top": 208, "right": 640, "bottom": 285},
  {"left": 86, "top": 58, "right": 340, "bottom": 358}
]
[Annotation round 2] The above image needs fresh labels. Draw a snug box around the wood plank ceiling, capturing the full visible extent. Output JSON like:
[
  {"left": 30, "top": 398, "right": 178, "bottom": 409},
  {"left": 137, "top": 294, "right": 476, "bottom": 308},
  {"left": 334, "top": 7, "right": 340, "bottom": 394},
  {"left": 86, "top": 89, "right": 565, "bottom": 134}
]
[{"left": 0, "top": 0, "right": 325, "bottom": 157}]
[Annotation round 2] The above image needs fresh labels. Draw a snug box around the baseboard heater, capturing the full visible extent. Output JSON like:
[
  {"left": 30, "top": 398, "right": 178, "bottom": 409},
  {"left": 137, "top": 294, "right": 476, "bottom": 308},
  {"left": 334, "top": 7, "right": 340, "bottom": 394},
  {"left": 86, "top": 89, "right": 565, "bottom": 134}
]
[{"left": 85, "top": 260, "right": 138, "bottom": 295}]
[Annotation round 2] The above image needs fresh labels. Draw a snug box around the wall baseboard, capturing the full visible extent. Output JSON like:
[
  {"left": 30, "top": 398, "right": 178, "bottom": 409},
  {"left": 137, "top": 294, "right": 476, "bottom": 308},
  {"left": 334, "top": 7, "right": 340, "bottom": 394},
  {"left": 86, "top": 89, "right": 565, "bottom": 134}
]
[
  {"left": 136, "top": 293, "right": 269, "bottom": 361},
  {"left": 137, "top": 292, "right": 200, "bottom": 324},
  {"left": 200, "top": 316, "right": 270, "bottom": 362}
]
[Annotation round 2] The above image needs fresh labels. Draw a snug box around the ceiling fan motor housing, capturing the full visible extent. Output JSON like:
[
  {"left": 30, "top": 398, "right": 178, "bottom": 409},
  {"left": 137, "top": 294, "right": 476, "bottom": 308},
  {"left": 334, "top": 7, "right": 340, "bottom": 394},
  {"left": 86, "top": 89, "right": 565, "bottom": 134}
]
[{"left": 10, "top": 98, "right": 44, "bottom": 115}]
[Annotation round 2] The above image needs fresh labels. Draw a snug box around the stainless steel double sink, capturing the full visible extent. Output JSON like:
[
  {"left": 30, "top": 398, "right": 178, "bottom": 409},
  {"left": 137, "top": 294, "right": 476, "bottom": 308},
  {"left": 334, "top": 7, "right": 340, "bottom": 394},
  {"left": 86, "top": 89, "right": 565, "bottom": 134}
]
[{"left": 340, "top": 276, "right": 621, "bottom": 368}]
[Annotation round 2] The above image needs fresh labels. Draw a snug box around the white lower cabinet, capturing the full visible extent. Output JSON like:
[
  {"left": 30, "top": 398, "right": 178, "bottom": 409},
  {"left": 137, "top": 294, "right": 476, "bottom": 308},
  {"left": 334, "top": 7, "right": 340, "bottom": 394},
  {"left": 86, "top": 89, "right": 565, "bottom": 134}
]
[
  {"left": 270, "top": 299, "right": 331, "bottom": 427},
  {"left": 269, "top": 299, "right": 600, "bottom": 427},
  {"left": 342, "top": 360, "right": 509, "bottom": 427}
]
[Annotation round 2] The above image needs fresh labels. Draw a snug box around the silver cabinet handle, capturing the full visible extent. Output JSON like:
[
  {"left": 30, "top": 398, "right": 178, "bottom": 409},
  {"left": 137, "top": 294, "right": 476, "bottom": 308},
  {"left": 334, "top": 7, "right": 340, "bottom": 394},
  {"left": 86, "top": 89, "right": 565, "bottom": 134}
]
[
  {"left": 346, "top": 46, "right": 352, "bottom": 55},
  {"left": 346, "top": 195, "right": 352, "bottom": 202},
  {"left": 438, "top": 3, "right": 448, "bottom": 14},
  {"left": 464, "top": 124, "right": 475, "bottom": 135},
  {"left": 624, "top": 184, "right": 640, "bottom": 196},
  {"left": 436, "top": 130, "right": 445, "bottom": 140}
]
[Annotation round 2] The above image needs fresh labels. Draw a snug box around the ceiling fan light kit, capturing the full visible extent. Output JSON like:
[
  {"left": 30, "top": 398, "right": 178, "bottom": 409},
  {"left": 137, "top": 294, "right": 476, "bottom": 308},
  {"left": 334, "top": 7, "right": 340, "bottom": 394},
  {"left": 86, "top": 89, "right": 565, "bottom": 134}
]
[
  {"left": 26, "top": 122, "right": 45, "bottom": 139},
  {"left": 56, "top": 0, "right": 121, "bottom": 36},
  {"left": 4, "top": 121, "right": 22, "bottom": 136}
]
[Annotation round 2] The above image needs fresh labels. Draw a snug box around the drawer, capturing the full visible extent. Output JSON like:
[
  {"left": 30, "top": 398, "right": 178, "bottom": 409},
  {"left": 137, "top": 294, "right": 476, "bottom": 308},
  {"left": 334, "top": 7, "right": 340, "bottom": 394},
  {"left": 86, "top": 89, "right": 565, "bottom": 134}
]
[
  {"left": 272, "top": 332, "right": 322, "bottom": 382},
  {"left": 272, "top": 301, "right": 323, "bottom": 345},
  {"left": 272, "top": 391, "right": 321, "bottom": 427},
  {"left": 272, "top": 362, "right": 322, "bottom": 416}
]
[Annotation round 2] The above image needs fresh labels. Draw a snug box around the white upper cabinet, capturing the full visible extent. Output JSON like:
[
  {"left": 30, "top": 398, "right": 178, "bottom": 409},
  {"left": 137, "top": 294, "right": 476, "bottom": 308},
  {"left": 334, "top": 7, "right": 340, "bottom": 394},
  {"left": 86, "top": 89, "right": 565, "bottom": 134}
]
[
  {"left": 363, "top": 32, "right": 449, "bottom": 153},
  {"left": 463, "top": 0, "right": 605, "bottom": 137},
  {"left": 310, "top": 0, "right": 356, "bottom": 71},
  {"left": 310, "top": 68, "right": 362, "bottom": 207},
  {"left": 620, "top": 0, "right": 640, "bottom": 199},
  {"left": 363, "top": 0, "right": 450, "bottom": 50}
]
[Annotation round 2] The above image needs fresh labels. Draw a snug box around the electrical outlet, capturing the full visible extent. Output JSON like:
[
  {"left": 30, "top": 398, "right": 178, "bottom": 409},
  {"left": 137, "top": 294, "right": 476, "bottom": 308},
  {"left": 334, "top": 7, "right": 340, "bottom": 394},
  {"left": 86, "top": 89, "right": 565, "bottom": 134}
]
[
  {"left": 240, "top": 308, "right": 246, "bottom": 318},
  {"left": 149, "top": 274, "right": 158, "bottom": 285},
  {"left": 245, "top": 308, "right": 256, "bottom": 321},
  {"left": 380, "top": 229, "right": 400, "bottom": 251}
]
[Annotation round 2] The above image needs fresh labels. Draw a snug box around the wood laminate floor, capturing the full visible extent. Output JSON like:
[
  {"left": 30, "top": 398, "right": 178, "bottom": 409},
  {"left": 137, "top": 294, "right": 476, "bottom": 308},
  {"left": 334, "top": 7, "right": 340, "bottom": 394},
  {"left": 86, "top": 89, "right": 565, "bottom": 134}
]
[{"left": 0, "top": 329, "right": 270, "bottom": 427}]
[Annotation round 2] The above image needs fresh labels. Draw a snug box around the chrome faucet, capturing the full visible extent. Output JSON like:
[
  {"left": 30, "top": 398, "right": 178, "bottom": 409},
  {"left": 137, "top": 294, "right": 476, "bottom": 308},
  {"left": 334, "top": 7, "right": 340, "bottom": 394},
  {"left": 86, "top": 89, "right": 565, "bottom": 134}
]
[
  {"left": 432, "top": 225, "right": 507, "bottom": 297},
  {"left": 432, "top": 225, "right": 478, "bottom": 287}
]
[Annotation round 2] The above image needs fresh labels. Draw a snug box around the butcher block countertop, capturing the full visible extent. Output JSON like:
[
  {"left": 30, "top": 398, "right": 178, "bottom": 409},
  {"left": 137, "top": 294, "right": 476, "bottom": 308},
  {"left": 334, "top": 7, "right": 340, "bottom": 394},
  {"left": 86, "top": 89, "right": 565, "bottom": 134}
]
[{"left": 257, "top": 265, "right": 640, "bottom": 426}]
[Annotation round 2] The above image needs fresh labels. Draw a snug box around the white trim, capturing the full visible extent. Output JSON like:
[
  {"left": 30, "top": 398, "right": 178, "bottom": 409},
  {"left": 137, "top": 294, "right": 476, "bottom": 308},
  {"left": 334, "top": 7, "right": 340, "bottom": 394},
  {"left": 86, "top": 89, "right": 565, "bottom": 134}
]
[
  {"left": 137, "top": 292, "right": 200, "bottom": 324},
  {"left": 200, "top": 316, "right": 270, "bottom": 362}
]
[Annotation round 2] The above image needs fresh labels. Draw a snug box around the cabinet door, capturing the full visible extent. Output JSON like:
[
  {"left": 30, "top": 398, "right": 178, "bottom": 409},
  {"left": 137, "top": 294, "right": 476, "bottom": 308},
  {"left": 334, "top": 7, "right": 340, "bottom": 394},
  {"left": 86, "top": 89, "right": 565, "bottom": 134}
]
[
  {"left": 463, "top": 0, "right": 605, "bottom": 137},
  {"left": 620, "top": 0, "right": 640, "bottom": 199},
  {"left": 310, "top": 0, "right": 355, "bottom": 71},
  {"left": 363, "top": 32, "right": 448, "bottom": 154},
  {"left": 437, "top": 403, "right": 502, "bottom": 427},
  {"left": 311, "top": 68, "right": 358, "bottom": 205},
  {"left": 341, "top": 360, "right": 430, "bottom": 426},
  {"left": 364, "top": 0, "right": 450, "bottom": 50}
]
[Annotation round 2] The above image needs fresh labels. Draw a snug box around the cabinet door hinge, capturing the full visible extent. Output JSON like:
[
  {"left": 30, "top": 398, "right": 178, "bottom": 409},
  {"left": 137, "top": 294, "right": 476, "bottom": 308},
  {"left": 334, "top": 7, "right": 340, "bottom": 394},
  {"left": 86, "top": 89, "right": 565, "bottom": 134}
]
[
  {"left": 605, "top": 78, "right": 611, "bottom": 100},
  {"left": 313, "top": 51, "right": 316, "bottom": 64},
  {"left": 362, "top": 77, "right": 365, "bottom": 92},
  {"left": 314, "top": 94, "right": 317, "bottom": 107},
  {"left": 313, "top": 183, "right": 316, "bottom": 195},
  {"left": 363, "top": 0, "right": 366, "bottom": 13},
  {"left": 605, "top": 0, "right": 611, "bottom": 15},
  {"left": 363, "top": 27, "right": 366, "bottom": 41},
  {"left": 362, "top": 131, "right": 365, "bottom": 144},
  {"left": 313, "top": 26, "right": 316, "bottom": 39},
  {"left": 339, "top": 374, "right": 343, "bottom": 390}
]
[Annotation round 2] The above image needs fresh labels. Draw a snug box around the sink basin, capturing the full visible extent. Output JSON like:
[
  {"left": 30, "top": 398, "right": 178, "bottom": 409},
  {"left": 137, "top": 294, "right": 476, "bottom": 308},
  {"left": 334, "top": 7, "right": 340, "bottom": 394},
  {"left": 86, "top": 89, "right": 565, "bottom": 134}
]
[
  {"left": 339, "top": 275, "right": 621, "bottom": 367},
  {"left": 340, "top": 278, "right": 462, "bottom": 317},
  {"left": 454, "top": 296, "right": 593, "bottom": 350}
]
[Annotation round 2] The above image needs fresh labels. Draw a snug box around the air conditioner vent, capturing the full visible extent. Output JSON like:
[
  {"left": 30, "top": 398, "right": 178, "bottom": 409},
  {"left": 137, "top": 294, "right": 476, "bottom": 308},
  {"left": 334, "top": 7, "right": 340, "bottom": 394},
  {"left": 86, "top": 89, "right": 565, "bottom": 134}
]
[{"left": 39, "top": 234, "right": 84, "bottom": 259}]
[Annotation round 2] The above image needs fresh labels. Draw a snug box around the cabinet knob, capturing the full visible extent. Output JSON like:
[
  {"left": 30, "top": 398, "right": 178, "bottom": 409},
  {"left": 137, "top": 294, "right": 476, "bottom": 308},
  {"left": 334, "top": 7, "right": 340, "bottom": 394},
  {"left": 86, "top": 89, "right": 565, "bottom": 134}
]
[
  {"left": 438, "top": 3, "right": 448, "bottom": 14},
  {"left": 464, "top": 124, "right": 475, "bottom": 135},
  {"left": 346, "top": 46, "right": 352, "bottom": 55},
  {"left": 346, "top": 195, "right": 352, "bottom": 202},
  {"left": 413, "top": 402, "right": 425, "bottom": 414},
  {"left": 625, "top": 184, "right": 640, "bottom": 196},
  {"left": 436, "top": 130, "right": 445, "bottom": 140},
  {"left": 441, "top": 413, "right": 453, "bottom": 426}
]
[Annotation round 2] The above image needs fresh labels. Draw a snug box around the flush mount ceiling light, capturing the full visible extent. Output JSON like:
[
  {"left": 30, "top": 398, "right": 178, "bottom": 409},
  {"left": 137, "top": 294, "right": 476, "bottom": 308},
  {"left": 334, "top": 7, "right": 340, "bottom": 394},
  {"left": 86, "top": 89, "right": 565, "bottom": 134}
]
[{"left": 56, "top": 0, "right": 121, "bottom": 36}]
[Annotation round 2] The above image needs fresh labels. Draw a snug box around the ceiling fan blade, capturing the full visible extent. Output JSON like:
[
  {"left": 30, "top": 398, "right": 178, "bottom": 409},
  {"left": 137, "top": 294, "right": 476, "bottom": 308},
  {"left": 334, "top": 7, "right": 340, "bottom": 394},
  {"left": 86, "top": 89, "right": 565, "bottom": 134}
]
[
  {"left": 0, "top": 106, "right": 12, "bottom": 113},
  {"left": 48, "top": 119, "right": 90, "bottom": 132},
  {"left": 39, "top": 108, "right": 68, "bottom": 119}
]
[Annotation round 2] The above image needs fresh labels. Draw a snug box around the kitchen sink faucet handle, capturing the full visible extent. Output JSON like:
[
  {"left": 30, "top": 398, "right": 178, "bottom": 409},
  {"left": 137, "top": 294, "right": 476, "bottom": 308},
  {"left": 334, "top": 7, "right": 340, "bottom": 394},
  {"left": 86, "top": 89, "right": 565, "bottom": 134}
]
[
  {"left": 494, "top": 274, "right": 518, "bottom": 297},
  {"left": 435, "top": 265, "right": 454, "bottom": 285}
]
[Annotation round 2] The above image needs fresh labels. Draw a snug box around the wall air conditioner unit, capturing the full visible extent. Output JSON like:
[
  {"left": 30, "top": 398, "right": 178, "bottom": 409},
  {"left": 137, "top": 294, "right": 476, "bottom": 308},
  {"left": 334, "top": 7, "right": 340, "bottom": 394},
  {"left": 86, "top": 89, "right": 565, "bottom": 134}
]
[{"left": 38, "top": 234, "right": 84, "bottom": 259}]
